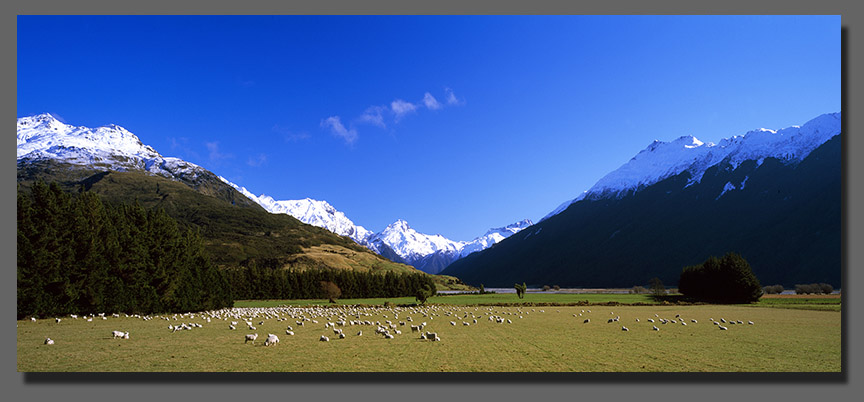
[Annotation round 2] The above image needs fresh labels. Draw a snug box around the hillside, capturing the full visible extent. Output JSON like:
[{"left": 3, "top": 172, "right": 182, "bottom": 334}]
[
  {"left": 16, "top": 162, "right": 426, "bottom": 278},
  {"left": 442, "top": 129, "right": 841, "bottom": 288}
]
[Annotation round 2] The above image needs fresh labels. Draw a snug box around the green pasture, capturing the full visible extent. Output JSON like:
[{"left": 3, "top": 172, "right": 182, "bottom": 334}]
[
  {"left": 234, "top": 292, "right": 656, "bottom": 308},
  {"left": 18, "top": 303, "right": 840, "bottom": 372},
  {"left": 748, "top": 296, "right": 842, "bottom": 312}
]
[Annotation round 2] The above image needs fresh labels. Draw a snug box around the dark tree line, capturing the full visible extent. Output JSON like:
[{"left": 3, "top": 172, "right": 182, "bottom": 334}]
[
  {"left": 224, "top": 265, "right": 437, "bottom": 300},
  {"left": 678, "top": 252, "right": 763, "bottom": 303},
  {"left": 17, "top": 181, "right": 233, "bottom": 319}
]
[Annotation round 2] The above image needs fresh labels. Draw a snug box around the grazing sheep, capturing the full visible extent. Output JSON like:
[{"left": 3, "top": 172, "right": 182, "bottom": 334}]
[
  {"left": 44, "top": 338, "right": 54, "bottom": 345},
  {"left": 31, "top": 317, "right": 36, "bottom": 322},
  {"left": 583, "top": 319, "right": 590, "bottom": 323},
  {"left": 339, "top": 333, "right": 346, "bottom": 339},
  {"left": 450, "top": 321, "right": 456, "bottom": 326},
  {"left": 653, "top": 326, "right": 659, "bottom": 331},
  {"left": 635, "top": 318, "right": 640, "bottom": 322},
  {"left": 245, "top": 333, "right": 258, "bottom": 344},
  {"left": 720, "top": 318, "right": 727, "bottom": 323},
  {"left": 719, "top": 326, "right": 728, "bottom": 330},
  {"left": 55, "top": 318, "right": 61, "bottom": 323},
  {"left": 356, "top": 331, "right": 362, "bottom": 336},
  {"left": 285, "top": 330, "right": 294, "bottom": 336},
  {"left": 647, "top": 319, "right": 654, "bottom": 323},
  {"left": 691, "top": 319, "right": 697, "bottom": 323},
  {"left": 249, "top": 326, "right": 256, "bottom": 330},
  {"left": 112, "top": 331, "right": 128, "bottom": 339},
  {"left": 320, "top": 335, "right": 330, "bottom": 342},
  {"left": 264, "top": 334, "right": 280, "bottom": 346},
  {"left": 229, "top": 325, "right": 236, "bottom": 330},
  {"left": 621, "top": 326, "right": 629, "bottom": 331},
  {"left": 748, "top": 321, "right": 754, "bottom": 325}
]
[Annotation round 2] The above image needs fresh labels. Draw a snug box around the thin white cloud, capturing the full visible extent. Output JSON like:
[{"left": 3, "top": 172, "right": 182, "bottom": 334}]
[
  {"left": 321, "top": 116, "right": 358, "bottom": 145},
  {"left": 391, "top": 99, "right": 418, "bottom": 121},
  {"left": 206, "top": 141, "right": 233, "bottom": 163},
  {"left": 323, "top": 89, "right": 464, "bottom": 142},
  {"left": 445, "top": 87, "right": 463, "bottom": 106},
  {"left": 423, "top": 92, "right": 442, "bottom": 110},
  {"left": 272, "top": 124, "right": 310, "bottom": 142},
  {"left": 358, "top": 106, "right": 387, "bottom": 128},
  {"left": 247, "top": 153, "right": 267, "bottom": 167}
]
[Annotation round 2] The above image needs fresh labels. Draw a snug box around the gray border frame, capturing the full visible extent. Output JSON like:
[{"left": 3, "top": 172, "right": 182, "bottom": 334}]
[{"left": 6, "top": 1, "right": 859, "bottom": 401}]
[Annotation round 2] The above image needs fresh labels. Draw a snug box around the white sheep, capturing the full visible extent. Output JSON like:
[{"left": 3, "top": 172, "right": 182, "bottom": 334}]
[
  {"left": 31, "top": 317, "right": 36, "bottom": 322},
  {"left": 264, "top": 334, "right": 279, "bottom": 346},
  {"left": 320, "top": 335, "right": 330, "bottom": 342},
  {"left": 229, "top": 324, "right": 236, "bottom": 330},
  {"left": 621, "top": 326, "right": 629, "bottom": 331},
  {"left": 44, "top": 338, "right": 54, "bottom": 345},
  {"left": 719, "top": 326, "right": 728, "bottom": 330},
  {"left": 583, "top": 319, "right": 590, "bottom": 323},
  {"left": 653, "top": 326, "right": 659, "bottom": 331},
  {"left": 356, "top": 330, "right": 362, "bottom": 336},
  {"left": 112, "top": 330, "right": 128, "bottom": 339},
  {"left": 245, "top": 333, "right": 258, "bottom": 344},
  {"left": 748, "top": 321, "right": 754, "bottom": 325},
  {"left": 285, "top": 330, "right": 294, "bottom": 336},
  {"left": 339, "top": 333, "right": 346, "bottom": 339},
  {"left": 55, "top": 318, "right": 61, "bottom": 323}
]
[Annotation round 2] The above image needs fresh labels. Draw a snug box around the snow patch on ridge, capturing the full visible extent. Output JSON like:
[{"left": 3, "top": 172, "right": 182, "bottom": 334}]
[{"left": 543, "top": 112, "right": 841, "bottom": 221}]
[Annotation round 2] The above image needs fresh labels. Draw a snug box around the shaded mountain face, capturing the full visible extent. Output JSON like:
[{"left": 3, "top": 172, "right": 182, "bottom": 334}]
[{"left": 442, "top": 114, "right": 841, "bottom": 288}]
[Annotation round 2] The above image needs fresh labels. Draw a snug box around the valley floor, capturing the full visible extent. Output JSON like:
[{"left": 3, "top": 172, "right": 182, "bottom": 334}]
[{"left": 18, "top": 298, "right": 840, "bottom": 372}]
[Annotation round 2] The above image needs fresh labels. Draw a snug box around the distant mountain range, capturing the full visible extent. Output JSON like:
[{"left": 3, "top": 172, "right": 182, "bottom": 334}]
[
  {"left": 226, "top": 182, "right": 533, "bottom": 274},
  {"left": 443, "top": 112, "right": 842, "bottom": 288},
  {"left": 17, "top": 113, "right": 531, "bottom": 275}
]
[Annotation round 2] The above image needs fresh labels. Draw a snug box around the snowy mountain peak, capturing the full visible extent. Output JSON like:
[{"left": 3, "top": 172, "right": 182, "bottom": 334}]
[
  {"left": 17, "top": 113, "right": 210, "bottom": 183},
  {"left": 543, "top": 112, "right": 841, "bottom": 221},
  {"left": 217, "top": 181, "right": 374, "bottom": 244},
  {"left": 386, "top": 219, "right": 411, "bottom": 231},
  {"left": 482, "top": 219, "right": 534, "bottom": 237}
]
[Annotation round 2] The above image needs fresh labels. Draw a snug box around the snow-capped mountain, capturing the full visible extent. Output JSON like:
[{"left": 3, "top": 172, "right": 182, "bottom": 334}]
[
  {"left": 229, "top": 179, "right": 535, "bottom": 273},
  {"left": 222, "top": 181, "right": 374, "bottom": 244},
  {"left": 363, "top": 218, "right": 534, "bottom": 274},
  {"left": 544, "top": 112, "right": 841, "bottom": 220},
  {"left": 16, "top": 112, "right": 529, "bottom": 274},
  {"left": 443, "top": 111, "right": 841, "bottom": 288},
  {"left": 17, "top": 113, "right": 211, "bottom": 185}
]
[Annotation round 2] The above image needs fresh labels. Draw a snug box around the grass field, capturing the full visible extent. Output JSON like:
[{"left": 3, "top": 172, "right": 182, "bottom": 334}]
[
  {"left": 234, "top": 293, "right": 657, "bottom": 308},
  {"left": 18, "top": 297, "right": 840, "bottom": 372}
]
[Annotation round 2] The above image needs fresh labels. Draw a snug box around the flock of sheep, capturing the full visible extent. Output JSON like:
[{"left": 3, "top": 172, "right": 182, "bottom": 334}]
[{"left": 28, "top": 305, "right": 756, "bottom": 349}]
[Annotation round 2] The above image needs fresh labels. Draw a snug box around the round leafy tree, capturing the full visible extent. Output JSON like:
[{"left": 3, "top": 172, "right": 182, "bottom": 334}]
[{"left": 678, "top": 252, "right": 763, "bottom": 303}]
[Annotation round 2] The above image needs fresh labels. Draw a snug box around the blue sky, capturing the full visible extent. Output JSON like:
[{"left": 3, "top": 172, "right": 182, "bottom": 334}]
[{"left": 17, "top": 15, "right": 840, "bottom": 241}]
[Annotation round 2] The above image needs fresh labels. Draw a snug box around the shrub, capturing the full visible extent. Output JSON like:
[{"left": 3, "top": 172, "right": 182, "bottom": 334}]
[
  {"left": 678, "top": 252, "right": 763, "bottom": 303},
  {"left": 648, "top": 277, "right": 666, "bottom": 297},
  {"left": 552, "top": 285, "right": 561, "bottom": 291},
  {"left": 514, "top": 283, "right": 527, "bottom": 299},
  {"left": 795, "top": 283, "right": 835, "bottom": 294},
  {"left": 629, "top": 286, "right": 648, "bottom": 294},
  {"left": 763, "top": 284, "right": 784, "bottom": 294},
  {"left": 320, "top": 281, "right": 341, "bottom": 303}
]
